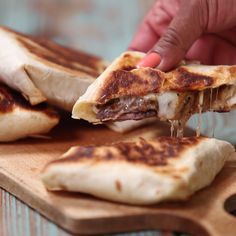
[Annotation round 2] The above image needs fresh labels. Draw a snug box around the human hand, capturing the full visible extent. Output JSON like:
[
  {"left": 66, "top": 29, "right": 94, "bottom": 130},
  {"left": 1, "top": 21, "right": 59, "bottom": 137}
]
[{"left": 129, "top": 0, "right": 236, "bottom": 71}]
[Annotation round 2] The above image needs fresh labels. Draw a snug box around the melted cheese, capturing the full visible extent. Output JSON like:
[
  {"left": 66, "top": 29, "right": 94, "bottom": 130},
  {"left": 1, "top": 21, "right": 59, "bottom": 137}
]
[
  {"left": 157, "top": 92, "right": 178, "bottom": 119},
  {"left": 210, "top": 88, "right": 213, "bottom": 111},
  {"left": 216, "top": 88, "right": 219, "bottom": 101},
  {"left": 169, "top": 120, "right": 175, "bottom": 137},
  {"left": 196, "top": 91, "right": 204, "bottom": 137},
  {"left": 169, "top": 120, "right": 184, "bottom": 138},
  {"left": 228, "top": 96, "right": 236, "bottom": 106},
  {"left": 226, "top": 86, "right": 236, "bottom": 106},
  {"left": 176, "top": 121, "right": 184, "bottom": 138}
]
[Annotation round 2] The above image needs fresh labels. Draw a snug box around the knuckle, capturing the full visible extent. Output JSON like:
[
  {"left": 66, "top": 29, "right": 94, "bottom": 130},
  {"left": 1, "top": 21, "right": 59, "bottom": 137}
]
[
  {"left": 156, "top": 27, "right": 188, "bottom": 53},
  {"left": 188, "top": 0, "right": 208, "bottom": 30}
]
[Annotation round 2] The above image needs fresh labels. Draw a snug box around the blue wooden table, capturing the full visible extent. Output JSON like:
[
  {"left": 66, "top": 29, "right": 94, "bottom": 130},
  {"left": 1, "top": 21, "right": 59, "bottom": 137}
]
[{"left": 1, "top": 188, "right": 172, "bottom": 236}]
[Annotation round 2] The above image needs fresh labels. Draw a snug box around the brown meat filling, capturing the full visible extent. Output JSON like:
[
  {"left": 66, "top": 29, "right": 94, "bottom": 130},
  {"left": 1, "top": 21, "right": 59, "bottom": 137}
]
[
  {"left": 95, "top": 85, "right": 235, "bottom": 122},
  {"left": 96, "top": 96, "right": 158, "bottom": 121}
]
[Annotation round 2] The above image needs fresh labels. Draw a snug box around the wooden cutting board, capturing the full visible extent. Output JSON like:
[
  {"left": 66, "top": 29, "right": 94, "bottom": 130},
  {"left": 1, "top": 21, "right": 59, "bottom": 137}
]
[{"left": 1, "top": 116, "right": 236, "bottom": 236}]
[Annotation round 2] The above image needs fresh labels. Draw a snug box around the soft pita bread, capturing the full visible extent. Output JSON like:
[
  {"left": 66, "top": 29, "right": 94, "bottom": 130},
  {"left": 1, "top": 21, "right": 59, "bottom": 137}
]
[
  {"left": 0, "top": 83, "right": 59, "bottom": 142},
  {"left": 41, "top": 137, "right": 234, "bottom": 205},
  {"left": 72, "top": 51, "right": 236, "bottom": 123},
  {"left": 0, "top": 26, "right": 107, "bottom": 110},
  {"left": 107, "top": 118, "right": 157, "bottom": 133}
]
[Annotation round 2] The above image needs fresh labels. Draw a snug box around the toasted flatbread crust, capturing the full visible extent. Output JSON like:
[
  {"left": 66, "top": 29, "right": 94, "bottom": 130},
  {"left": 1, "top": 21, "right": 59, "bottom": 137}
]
[
  {"left": 9, "top": 28, "right": 106, "bottom": 78},
  {"left": 46, "top": 137, "right": 201, "bottom": 165},
  {"left": 97, "top": 67, "right": 165, "bottom": 103},
  {"left": 0, "top": 83, "right": 59, "bottom": 142},
  {"left": 72, "top": 51, "right": 236, "bottom": 123},
  {"left": 0, "top": 83, "right": 58, "bottom": 117},
  {"left": 0, "top": 26, "right": 107, "bottom": 109},
  {"left": 168, "top": 65, "right": 236, "bottom": 91},
  {"left": 78, "top": 51, "right": 236, "bottom": 104},
  {"left": 41, "top": 137, "right": 235, "bottom": 205}
]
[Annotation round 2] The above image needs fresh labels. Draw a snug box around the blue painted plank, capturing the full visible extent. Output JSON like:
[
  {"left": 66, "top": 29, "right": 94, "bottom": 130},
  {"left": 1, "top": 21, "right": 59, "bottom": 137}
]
[{"left": 0, "top": 189, "right": 169, "bottom": 236}]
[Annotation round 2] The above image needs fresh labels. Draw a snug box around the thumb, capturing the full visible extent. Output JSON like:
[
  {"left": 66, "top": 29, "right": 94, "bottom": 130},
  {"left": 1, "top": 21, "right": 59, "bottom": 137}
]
[{"left": 138, "top": 0, "right": 206, "bottom": 71}]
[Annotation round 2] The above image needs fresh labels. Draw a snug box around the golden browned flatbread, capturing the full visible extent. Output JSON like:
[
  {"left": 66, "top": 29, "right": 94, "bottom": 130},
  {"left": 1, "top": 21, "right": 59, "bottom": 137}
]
[
  {"left": 0, "top": 83, "right": 59, "bottom": 142},
  {"left": 0, "top": 26, "right": 107, "bottom": 110},
  {"left": 41, "top": 136, "right": 234, "bottom": 205},
  {"left": 72, "top": 51, "right": 236, "bottom": 124}
]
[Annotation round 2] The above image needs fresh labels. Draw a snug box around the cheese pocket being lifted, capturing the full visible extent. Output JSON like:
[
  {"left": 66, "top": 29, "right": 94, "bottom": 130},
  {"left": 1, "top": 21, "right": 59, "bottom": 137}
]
[{"left": 72, "top": 51, "right": 236, "bottom": 124}]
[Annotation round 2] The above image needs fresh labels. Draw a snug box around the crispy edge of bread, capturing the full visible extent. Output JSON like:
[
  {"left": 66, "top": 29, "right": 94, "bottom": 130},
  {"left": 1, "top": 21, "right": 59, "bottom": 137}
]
[{"left": 41, "top": 137, "right": 235, "bottom": 204}]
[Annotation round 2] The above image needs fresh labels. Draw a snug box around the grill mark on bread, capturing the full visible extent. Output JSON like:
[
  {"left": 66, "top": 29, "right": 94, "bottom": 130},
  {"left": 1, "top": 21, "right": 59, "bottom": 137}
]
[
  {"left": 171, "top": 67, "right": 214, "bottom": 90},
  {"left": 98, "top": 68, "right": 163, "bottom": 103},
  {"left": 49, "top": 137, "right": 203, "bottom": 167},
  {"left": 35, "top": 40, "right": 104, "bottom": 71},
  {"left": 99, "top": 70, "right": 144, "bottom": 103},
  {"left": 17, "top": 36, "right": 103, "bottom": 77},
  {"left": 93, "top": 52, "right": 236, "bottom": 108},
  {"left": 96, "top": 65, "right": 222, "bottom": 105},
  {"left": 0, "top": 25, "right": 106, "bottom": 77},
  {"left": 0, "top": 83, "right": 59, "bottom": 118}
]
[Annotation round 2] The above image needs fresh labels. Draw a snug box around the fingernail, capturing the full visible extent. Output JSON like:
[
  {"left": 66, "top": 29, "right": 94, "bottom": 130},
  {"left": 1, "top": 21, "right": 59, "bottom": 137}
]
[{"left": 137, "top": 52, "right": 161, "bottom": 68}]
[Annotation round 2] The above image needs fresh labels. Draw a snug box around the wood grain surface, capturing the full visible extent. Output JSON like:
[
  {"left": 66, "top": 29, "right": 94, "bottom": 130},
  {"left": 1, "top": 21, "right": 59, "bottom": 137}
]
[{"left": 0, "top": 116, "right": 236, "bottom": 235}]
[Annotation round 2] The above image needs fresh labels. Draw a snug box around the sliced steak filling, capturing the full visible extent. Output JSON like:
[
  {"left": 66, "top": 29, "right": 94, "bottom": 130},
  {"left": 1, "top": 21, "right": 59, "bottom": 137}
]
[
  {"left": 95, "top": 85, "right": 236, "bottom": 122},
  {"left": 95, "top": 95, "right": 158, "bottom": 121}
]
